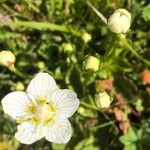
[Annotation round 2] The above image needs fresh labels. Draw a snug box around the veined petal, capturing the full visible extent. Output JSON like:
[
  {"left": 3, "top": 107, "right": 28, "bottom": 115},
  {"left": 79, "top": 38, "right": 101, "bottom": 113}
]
[
  {"left": 49, "top": 89, "right": 79, "bottom": 118},
  {"left": 1, "top": 91, "right": 32, "bottom": 120},
  {"left": 15, "top": 122, "right": 43, "bottom": 144},
  {"left": 43, "top": 118, "right": 72, "bottom": 143},
  {"left": 27, "top": 73, "right": 58, "bottom": 99}
]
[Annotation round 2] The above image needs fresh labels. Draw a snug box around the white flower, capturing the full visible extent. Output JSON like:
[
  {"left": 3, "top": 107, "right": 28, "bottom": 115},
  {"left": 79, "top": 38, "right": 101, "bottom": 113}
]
[
  {"left": 95, "top": 92, "right": 112, "bottom": 109},
  {"left": 107, "top": 9, "right": 131, "bottom": 34},
  {"left": 1, "top": 73, "right": 79, "bottom": 144}
]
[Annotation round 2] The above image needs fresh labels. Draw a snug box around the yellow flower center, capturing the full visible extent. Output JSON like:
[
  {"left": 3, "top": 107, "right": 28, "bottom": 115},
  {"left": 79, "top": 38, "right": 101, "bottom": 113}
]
[{"left": 18, "top": 98, "right": 57, "bottom": 126}]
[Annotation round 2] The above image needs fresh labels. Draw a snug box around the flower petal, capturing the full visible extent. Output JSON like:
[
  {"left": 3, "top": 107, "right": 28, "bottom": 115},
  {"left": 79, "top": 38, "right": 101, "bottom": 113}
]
[
  {"left": 49, "top": 89, "right": 79, "bottom": 118},
  {"left": 15, "top": 122, "right": 43, "bottom": 144},
  {"left": 43, "top": 118, "right": 72, "bottom": 143},
  {"left": 1, "top": 91, "right": 32, "bottom": 119},
  {"left": 27, "top": 73, "right": 58, "bottom": 99}
]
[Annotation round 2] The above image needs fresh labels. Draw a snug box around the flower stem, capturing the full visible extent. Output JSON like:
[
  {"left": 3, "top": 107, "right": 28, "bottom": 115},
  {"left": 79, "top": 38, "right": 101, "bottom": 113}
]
[
  {"left": 10, "top": 66, "right": 29, "bottom": 79},
  {"left": 80, "top": 100, "right": 119, "bottom": 133},
  {"left": 2, "top": 3, "right": 18, "bottom": 15},
  {"left": 0, "top": 21, "right": 82, "bottom": 37},
  {"left": 86, "top": 1, "right": 107, "bottom": 25},
  {"left": 80, "top": 101, "right": 99, "bottom": 111},
  {"left": 100, "top": 111, "right": 119, "bottom": 133},
  {"left": 120, "top": 36, "right": 150, "bottom": 66},
  {"left": 91, "top": 120, "right": 116, "bottom": 131},
  {"left": 104, "top": 35, "right": 117, "bottom": 59}
]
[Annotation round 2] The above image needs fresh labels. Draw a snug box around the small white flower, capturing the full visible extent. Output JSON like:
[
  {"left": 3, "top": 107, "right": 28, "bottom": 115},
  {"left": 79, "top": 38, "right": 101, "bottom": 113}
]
[
  {"left": 107, "top": 9, "right": 131, "bottom": 34},
  {"left": 1, "top": 73, "right": 79, "bottom": 144}
]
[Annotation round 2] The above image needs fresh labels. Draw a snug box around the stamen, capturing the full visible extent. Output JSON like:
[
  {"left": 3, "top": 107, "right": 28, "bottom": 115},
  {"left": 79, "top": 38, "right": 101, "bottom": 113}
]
[
  {"left": 24, "top": 98, "right": 57, "bottom": 125},
  {"left": 44, "top": 116, "right": 54, "bottom": 125},
  {"left": 47, "top": 102, "right": 57, "bottom": 112},
  {"left": 36, "top": 97, "right": 46, "bottom": 106},
  {"left": 26, "top": 104, "right": 36, "bottom": 114},
  {"left": 31, "top": 116, "right": 40, "bottom": 125},
  {"left": 16, "top": 114, "right": 34, "bottom": 123}
]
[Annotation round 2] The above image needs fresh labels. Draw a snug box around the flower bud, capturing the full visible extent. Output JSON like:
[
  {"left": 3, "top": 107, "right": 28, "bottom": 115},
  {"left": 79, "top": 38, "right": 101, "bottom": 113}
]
[
  {"left": 15, "top": 82, "right": 25, "bottom": 91},
  {"left": 107, "top": 9, "right": 131, "bottom": 34},
  {"left": 82, "top": 32, "right": 92, "bottom": 43},
  {"left": 62, "top": 43, "right": 74, "bottom": 53},
  {"left": 83, "top": 56, "right": 100, "bottom": 72},
  {"left": 77, "top": 106, "right": 86, "bottom": 115},
  {"left": 95, "top": 92, "right": 112, "bottom": 109},
  {"left": 37, "top": 61, "right": 46, "bottom": 70},
  {"left": 0, "top": 50, "right": 15, "bottom": 68}
]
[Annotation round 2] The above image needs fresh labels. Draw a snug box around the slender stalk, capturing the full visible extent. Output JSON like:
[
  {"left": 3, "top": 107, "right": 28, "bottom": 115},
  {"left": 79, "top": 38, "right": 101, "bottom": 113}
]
[
  {"left": 0, "top": 21, "right": 82, "bottom": 36},
  {"left": 25, "top": 1, "right": 39, "bottom": 13},
  {"left": 80, "top": 100, "right": 119, "bottom": 133},
  {"left": 10, "top": 66, "right": 30, "bottom": 79},
  {"left": 80, "top": 101, "right": 99, "bottom": 111},
  {"left": 100, "top": 111, "right": 119, "bottom": 133},
  {"left": 86, "top": 1, "right": 107, "bottom": 24},
  {"left": 120, "top": 37, "right": 150, "bottom": 66},
  {"left": 2, "top": 3, "right": 18, "bottom": 15},
  {"left": 91, "top": 120, "right": 116, "bottom": 131},
  {"left": 104, "top": 35, "right": 117, "bottom": 59}
]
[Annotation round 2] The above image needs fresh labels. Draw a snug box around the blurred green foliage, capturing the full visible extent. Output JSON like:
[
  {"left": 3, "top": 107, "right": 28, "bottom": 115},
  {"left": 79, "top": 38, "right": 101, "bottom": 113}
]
[{"left": 0, "top": 0, "right": 150, "bottom": 150}]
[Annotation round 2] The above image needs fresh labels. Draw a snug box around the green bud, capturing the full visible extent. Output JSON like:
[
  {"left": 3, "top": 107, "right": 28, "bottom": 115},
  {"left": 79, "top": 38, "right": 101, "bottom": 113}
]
[
  {"left": 37, "top": 61, "right": 46, "bottom": 70},
  {"left": 108, "top": 9, "right": 131, "bottom": 34},
  {"left": 15, "top": 82, "right": 25, "bottom": 91},
  {"left": 82, "top": 32, "right": 92, "bottom": 43},
  {"left": 62, "top": 43, "right": 74, "bottom": 53},
  {"left": 83, "top": 56, "right": 100, "bottom": 72},
  {"left": 77, "top": 106, "right": 86, "bottom": 115},
  {"left": 95, "top": 92, "right": 112, "bottom": 109}
]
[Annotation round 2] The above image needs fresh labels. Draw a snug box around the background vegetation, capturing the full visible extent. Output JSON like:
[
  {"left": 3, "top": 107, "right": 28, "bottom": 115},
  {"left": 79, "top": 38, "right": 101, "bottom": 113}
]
[{"left": 0, "top": 0, "right": 150, "bottom": 149}]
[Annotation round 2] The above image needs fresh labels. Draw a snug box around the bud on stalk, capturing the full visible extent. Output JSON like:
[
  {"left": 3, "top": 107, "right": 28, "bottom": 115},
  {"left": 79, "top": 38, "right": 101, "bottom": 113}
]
[
  {"left": 83, "top": 56, "right": 100, "bottom": 72},
  {"left": 107, "top": 9, "right": 131, "bottom": 34},
  {"left": 95, "top": 92, "right": 112, "bottom": 109},
  {"left": 0, "top": 50, "right": 15, "bottom": 68}
]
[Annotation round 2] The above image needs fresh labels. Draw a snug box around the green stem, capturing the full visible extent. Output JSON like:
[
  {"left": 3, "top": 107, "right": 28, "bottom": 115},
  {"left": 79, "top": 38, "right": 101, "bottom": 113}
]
[
  {"left": 0, "top": 21, "right": 82, "bottom": 36},
  {"left": 2, "top": 3, "right": 18, "bottom": 15},
  {"left": 100, "top": 111, "right": 119, "bottom": 133},
  {"left": 104, "top": 35, "right": 117, "bottom": 59},
  {"left": 25, "top": 1, "right": 39, "bottom": 13},
  {"left": 91, "top": 120, "right": 116, "bottom": 131},
  {"left": 10, "top": 66, "right": 29, "bottom": 79},
  {"left": 120, "top": 37, "right": 150, "bottom": 66},
  {"left": 80, "top": 101, "right": 99, "bottom": 111},
  {"left": 80, "top": 99, "right": 119, "bottom": 132}
]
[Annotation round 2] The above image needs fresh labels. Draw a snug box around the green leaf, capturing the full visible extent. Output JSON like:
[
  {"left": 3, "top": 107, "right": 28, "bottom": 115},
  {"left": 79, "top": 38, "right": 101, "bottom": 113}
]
[
  {"left": 75, "top": 135, "right": 99, "bottom": 150},
  {"left": 143, "top": 5, "right": 150, "bottom": 21},
  {"left": 124, "top": 144, "right": 137, "bottom": 150},
  {"left": 52, "top": 143, "right": 66, "bottom": 150},
  {"left": 119, "top": 128, "right": 150, "bottom": 150},
  {"left": 120, "top": 128, "right": 138, "bottom": 145}
]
